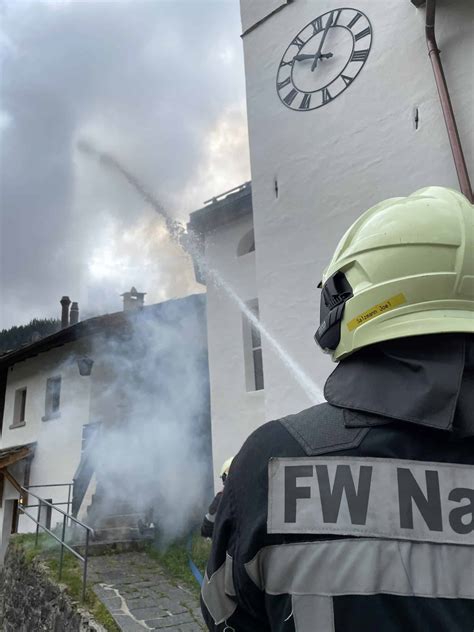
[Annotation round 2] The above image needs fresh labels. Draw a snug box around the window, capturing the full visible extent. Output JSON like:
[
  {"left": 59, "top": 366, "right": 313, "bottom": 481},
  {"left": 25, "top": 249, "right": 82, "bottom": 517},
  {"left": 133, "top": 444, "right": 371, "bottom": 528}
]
[
  {"left": 243, "top": 300, "right": 264, "bottom": 391},
  {"left": 42, "top": 376, "right": 61, "bottom": 421},
  {"left": 11, "top": 500, "right": 19, "bottom": 534},
  {"left": 237, "top": 229, "right": 255, "bottom": 256},
  {"left": 11, "top": 387, "right": 27, "bottom": 428},
  {"left": 39, "top": 499, "right": 52, "bottom": 530}
]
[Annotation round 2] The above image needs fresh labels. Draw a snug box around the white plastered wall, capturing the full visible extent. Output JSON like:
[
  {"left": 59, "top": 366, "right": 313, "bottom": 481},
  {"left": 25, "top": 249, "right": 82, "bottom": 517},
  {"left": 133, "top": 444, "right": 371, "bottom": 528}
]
[
  {"left": 240, "top": 0, "right": 473, "bottom": 421},
  {"left": 204, "top": 214, "right": 265, "bottom": 490},
  {"left": 0, "top": 339, "right": 93, "bottom": 545}
]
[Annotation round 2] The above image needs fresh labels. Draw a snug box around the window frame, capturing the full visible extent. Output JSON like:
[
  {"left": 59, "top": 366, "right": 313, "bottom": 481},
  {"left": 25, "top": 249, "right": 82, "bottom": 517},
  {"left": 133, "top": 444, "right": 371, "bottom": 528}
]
[
  {"left": 42, "top": 375, "right": 62, "bottom": 422},
  {"left": 242, "top": 300, "right": 264, "bottom": 392},
  {"left": 10, "top": 387, "right": 27, "bottom": 429}
]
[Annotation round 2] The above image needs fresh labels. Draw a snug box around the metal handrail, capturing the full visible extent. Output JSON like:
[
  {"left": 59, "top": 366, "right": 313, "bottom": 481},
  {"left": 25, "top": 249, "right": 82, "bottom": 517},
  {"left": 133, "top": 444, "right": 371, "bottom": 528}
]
[
  {"left": 18, "top": 486, "right": 93, "bottom": 601},
  {"left": 26, "top": 482, "right": 73, "bottom": 516}
]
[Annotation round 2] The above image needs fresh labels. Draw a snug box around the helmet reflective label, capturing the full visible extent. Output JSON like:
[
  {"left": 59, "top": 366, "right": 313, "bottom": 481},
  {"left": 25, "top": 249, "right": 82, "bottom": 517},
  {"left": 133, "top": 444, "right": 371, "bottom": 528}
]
[{"left": 347, "top": 293, "right": 407, "bottom": 332}]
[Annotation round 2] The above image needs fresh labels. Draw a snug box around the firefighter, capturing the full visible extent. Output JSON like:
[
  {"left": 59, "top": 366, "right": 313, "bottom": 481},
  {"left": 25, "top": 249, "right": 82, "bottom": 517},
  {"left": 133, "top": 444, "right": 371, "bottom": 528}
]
[
  {"left": 201, "top": 187, "right": 474, "bottom": 631},
  {"left": 201, "top": 457, "right": 233, "bottom": 539}
]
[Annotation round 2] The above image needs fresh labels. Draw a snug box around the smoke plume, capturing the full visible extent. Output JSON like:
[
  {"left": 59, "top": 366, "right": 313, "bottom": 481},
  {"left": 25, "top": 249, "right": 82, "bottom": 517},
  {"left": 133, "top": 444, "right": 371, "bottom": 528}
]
[{"left": 85, "top": 295, "right": 212, "bottom": 544}]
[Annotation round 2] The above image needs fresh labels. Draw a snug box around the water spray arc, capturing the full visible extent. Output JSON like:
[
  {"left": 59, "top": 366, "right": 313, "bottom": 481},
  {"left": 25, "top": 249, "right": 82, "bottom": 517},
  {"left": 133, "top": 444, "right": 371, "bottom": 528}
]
[{"left": 77, "top": 140, "right": 324, "bottom": 404}]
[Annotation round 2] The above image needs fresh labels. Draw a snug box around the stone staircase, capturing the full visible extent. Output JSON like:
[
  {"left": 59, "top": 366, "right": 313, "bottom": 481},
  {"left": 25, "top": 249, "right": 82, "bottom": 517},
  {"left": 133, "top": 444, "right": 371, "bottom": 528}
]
[{"left": 84, "top": 484, "right": 154, "bottom": 547}]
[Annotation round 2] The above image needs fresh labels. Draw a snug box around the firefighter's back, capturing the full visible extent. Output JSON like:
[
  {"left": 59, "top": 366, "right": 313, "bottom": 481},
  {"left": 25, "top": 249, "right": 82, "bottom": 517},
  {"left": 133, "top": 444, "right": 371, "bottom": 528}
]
[{"left": 225, "top": 403, "right": 474, "bottom": 632}]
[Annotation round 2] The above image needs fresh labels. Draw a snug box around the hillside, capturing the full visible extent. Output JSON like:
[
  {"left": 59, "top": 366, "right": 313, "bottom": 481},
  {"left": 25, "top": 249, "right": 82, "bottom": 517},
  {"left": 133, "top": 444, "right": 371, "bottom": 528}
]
[{"left": 0, "top": 319, "right": 60, "bottom": 354}]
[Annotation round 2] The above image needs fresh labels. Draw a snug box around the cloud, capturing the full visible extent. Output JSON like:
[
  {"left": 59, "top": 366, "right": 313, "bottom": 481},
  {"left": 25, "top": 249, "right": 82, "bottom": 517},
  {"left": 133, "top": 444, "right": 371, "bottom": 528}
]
[{"left": 0, "top": 0, "right": 249, "bottom": 329}]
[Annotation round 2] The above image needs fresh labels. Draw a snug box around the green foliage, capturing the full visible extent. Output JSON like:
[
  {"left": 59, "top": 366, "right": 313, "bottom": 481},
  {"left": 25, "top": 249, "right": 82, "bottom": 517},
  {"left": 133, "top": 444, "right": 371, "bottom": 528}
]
[
  {"left": 145, "top": 532, "right": 211, "bottom": 597},
  {"left": 13, "top": 532, "right": 212, "bottom": 628},
  {"left": 0, "top": 318, "right": 61, "bottom": 353},
  {"left": 13, "top": 534, "right": 120, "bottom": 632}
]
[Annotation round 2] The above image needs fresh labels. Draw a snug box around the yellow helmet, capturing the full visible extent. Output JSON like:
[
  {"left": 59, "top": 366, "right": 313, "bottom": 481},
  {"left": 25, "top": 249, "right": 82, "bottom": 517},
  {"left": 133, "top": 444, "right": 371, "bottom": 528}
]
[
  {"left": 315, "top": 186, "right": 474, "bottom": 361},
  {"left": 219, "top": 457, "right": 234, "bottom": 480}
]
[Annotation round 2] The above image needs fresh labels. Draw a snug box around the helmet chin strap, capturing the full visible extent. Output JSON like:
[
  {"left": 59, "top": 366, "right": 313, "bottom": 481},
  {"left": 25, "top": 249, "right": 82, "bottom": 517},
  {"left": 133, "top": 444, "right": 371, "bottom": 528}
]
[{"left": 314, "top": 271, "right": 353, "bottom": 353}]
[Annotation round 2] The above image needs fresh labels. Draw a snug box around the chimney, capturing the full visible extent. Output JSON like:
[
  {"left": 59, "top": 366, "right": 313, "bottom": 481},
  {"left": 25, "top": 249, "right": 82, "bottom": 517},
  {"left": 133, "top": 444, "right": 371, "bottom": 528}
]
[
  {"left": 70, "top": 302, "right": 79, "bottom": 325},
  {"left": 60, "top": 296, "right": 71, "bottom": 329},
  {"left": 121, "top": 287, "right": 146, "bottom": 312}
]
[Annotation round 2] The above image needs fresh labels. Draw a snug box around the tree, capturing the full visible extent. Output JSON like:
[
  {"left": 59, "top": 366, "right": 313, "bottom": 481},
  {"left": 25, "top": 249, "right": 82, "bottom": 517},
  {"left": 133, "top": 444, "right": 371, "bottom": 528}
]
[{"left": 0, "top": 319, "right": 61, "bottom": 354}]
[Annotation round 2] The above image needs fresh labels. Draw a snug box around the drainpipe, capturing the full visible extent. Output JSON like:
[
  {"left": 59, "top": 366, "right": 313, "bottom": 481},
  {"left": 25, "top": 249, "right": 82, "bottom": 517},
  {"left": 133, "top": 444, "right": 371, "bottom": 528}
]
[{"left": 425, "top": 0, "right": 473, "bottom": 202}]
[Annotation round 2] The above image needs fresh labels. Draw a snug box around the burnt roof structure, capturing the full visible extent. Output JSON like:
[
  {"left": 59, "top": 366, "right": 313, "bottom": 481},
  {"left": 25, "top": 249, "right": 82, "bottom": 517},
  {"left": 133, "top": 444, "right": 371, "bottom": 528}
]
[
  {"left": 0, "top": 294, "right": 205, "bottom": 370},
  {"left": 188, "top": 181, "right": 252, "bottom": 235},
  {"left": 0, "top": 294, "right": 206, "bottom": 425}
]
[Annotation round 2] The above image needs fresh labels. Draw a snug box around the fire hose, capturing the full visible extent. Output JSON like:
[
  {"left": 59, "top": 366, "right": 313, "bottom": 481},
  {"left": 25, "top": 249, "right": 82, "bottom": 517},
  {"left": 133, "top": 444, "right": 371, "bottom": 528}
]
[{"left": 187, "top": 535, "right": 204, "bottom": 586}]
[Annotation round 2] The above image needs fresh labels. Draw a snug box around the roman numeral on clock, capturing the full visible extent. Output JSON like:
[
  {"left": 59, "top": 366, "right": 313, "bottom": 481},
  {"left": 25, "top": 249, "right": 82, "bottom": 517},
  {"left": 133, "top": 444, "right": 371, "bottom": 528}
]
[
  {"left": 348, "top": 12, "right": 362, "bottom": 29},
  {"left": 284, "top": 89, "right": 299, "bottom": 106},
  {"left": 277, "top": 77, "right": 291, "bottom": 90},
  {"left": 331, "top": 9, "right": 342, "bottom": 25},
  {"left": 292, "top": 35, "right": 306, "bottom": 50},
  {"left": 311, "top": 17, "right": 323, "bottom": 34},
  {"left": 355, "top": 26, "right": 371, "bottom": 41},
  {"left": 281, "top": 58, "right": 295, "bottom": 69},
  {"left": 299, "top": 94, "right": 312, "bottom": 110},
  {"left": 341, "top": 74, "right": 354, "bottom": 86},
  {"left": 322, "top": 88, "right": 332, "bottom": 105},
  {"left": 351, "top": 49, "right": 369, "bottom": 62}
]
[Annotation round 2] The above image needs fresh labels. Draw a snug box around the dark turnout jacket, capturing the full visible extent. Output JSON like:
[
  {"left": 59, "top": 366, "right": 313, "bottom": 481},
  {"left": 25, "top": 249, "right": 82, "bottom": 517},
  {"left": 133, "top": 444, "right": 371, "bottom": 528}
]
[
  {"left": 201, "top": 334, "right": 474, "bottom": 631},
  {"left": 201, "top": 491, "right": 223, "bottom": 539}
]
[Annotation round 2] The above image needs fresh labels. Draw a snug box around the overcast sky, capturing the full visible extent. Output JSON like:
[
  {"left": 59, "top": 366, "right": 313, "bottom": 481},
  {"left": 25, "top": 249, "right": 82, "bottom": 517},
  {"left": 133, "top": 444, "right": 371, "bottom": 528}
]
[{"left": 0, "top": 0, "right": 250, "bottom": 330}]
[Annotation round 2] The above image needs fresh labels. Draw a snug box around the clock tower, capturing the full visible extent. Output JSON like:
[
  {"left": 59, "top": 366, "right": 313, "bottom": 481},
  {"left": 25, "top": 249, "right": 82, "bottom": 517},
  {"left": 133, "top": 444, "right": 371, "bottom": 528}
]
[{"left": 239, "top": 0, "right": 473, "bottom": 421}]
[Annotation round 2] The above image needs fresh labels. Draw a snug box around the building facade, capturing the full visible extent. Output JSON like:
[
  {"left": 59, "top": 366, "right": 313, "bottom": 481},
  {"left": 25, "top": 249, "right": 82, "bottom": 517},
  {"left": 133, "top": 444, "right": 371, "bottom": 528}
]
[
  {"left": 189, "top": 184, "right": 265, "bottom": 490},
  {"left": 0, "top": 292, "right": 210, "bottom": 558},
  {"left": 190, "top": 0, "right": 473, "bottom": 485}
]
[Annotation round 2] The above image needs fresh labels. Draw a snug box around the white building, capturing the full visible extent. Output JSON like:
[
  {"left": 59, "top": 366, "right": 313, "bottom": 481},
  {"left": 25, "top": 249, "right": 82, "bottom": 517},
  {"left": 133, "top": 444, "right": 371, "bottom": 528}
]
[
  {"left": 189, "top": 183, "right": 264, "bottom": 490},
  {"left": 0, "top": 291, "right": 209, "bottom": 559},
  {"left": 189, "top": 0, "right": 473, "bottom": 487}
]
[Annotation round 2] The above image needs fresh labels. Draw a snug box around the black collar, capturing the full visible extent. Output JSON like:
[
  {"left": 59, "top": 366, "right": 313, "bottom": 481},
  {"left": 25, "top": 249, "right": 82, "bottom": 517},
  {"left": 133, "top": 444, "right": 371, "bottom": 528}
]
[{"left": 325, "top": 334, "right": 474, "bottom": 437}]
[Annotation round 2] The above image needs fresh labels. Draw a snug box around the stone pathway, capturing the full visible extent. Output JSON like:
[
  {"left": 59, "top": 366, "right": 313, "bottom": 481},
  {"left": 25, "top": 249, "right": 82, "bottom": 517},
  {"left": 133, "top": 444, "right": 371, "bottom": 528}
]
[{"left": 88, "top": 552, "right": 205, "bottom": 631}]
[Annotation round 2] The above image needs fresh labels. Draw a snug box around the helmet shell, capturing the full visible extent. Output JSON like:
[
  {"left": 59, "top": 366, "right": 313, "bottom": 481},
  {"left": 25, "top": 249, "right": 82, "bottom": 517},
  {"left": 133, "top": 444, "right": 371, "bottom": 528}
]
[
  {"left": 320, "top": 187, "right": 474, "bottom": 361},
  {"left": 220, "top": 457, "right": 234, "bottom": 479}
]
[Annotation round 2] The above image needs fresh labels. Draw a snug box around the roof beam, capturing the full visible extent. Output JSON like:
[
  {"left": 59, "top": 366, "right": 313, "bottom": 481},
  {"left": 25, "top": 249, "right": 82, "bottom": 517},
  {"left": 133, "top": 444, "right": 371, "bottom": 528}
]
[
  {"left": 0, "top": 446, "right": 33, "bottom": 470},
  {"left": 4, "top": 469, "right": 22, "bottom": 494}
]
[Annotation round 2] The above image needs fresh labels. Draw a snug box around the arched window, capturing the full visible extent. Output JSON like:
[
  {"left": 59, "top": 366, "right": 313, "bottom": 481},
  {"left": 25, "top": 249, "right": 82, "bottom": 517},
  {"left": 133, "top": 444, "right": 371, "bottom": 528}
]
[{"left": 237, "top": 229, "right": 255, "bottom": 256}]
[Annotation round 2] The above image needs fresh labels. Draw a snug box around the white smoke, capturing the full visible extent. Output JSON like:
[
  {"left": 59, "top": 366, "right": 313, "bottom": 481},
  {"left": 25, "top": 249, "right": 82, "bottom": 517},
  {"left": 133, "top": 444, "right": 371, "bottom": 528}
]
[{"left": 85, "top": 295, "right": 211, "bottom": 545}]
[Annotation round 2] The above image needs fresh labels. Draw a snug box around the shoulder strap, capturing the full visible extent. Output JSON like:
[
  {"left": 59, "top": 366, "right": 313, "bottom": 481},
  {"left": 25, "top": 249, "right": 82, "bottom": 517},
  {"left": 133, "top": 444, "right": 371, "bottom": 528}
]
[{"left": 279, "top": 403, "right": 370, "bottom": 456}]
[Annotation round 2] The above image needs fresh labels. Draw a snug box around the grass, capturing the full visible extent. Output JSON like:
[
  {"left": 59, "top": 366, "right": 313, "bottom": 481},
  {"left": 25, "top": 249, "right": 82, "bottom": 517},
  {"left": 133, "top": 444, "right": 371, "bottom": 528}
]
[
  {"left": 145, "top": 532, "right": 211, "bottom": 596},
  {"left": 13, "top": 534, "right": 120, "bottom": 632},
  {"left": 12, "top": 531, "right": 212, "bottom": 626}
]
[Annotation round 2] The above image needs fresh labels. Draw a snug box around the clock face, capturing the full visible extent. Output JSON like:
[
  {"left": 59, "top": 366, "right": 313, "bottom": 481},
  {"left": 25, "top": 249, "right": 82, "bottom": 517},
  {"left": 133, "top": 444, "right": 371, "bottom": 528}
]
[{"left": 276, "top": 8, "right": 373, "bottom": 111}]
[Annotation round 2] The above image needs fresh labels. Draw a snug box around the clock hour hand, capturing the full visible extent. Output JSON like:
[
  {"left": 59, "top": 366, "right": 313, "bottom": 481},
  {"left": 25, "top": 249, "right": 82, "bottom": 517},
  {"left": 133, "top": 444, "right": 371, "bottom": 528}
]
[
  {"left": 294, "top": 52, "right": 333, "bottom": 62},
  {"left": 294, "top": 53, "right": 316, "bottom": 61}
]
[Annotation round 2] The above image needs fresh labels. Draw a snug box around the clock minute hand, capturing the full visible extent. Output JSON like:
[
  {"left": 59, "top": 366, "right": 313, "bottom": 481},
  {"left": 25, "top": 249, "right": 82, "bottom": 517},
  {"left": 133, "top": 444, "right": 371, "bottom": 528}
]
[{"left": 311, "top": 13, "right": 333, "bottom": 71}]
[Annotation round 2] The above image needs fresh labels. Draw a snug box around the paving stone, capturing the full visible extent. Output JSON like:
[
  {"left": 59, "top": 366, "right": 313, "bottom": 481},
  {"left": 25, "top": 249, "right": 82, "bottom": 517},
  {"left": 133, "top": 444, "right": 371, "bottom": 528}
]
[
  {"left": 126, "top": 596, "right": 164, "bottom": 610},
  {"left": 89, "top": 552, "right": 205, "bottom": 631},
  {"left": 129, "top": 606, "right": 172, "bottom": 619},
  {"left": 111, "top": 614, "right": 151, "bottom": 631},
  {"left": 151, "top": 613, "right": 195, "bottom": 629}
]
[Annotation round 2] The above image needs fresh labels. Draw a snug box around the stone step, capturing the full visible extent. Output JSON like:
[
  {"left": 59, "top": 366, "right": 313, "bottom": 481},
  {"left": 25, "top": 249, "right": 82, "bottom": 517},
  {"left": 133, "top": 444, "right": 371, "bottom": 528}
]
[
  {"left": 92, "top": 513, "right": 143, "bottom": 529},
  {"left": 73, "top": 538, "right": 152, "bottom": 557},
  {"left": 91, "top": 525, "right": 145, "bottom": 542},
  {"left": 87, "top": 497, "right": 140, "bottom": 517}
]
